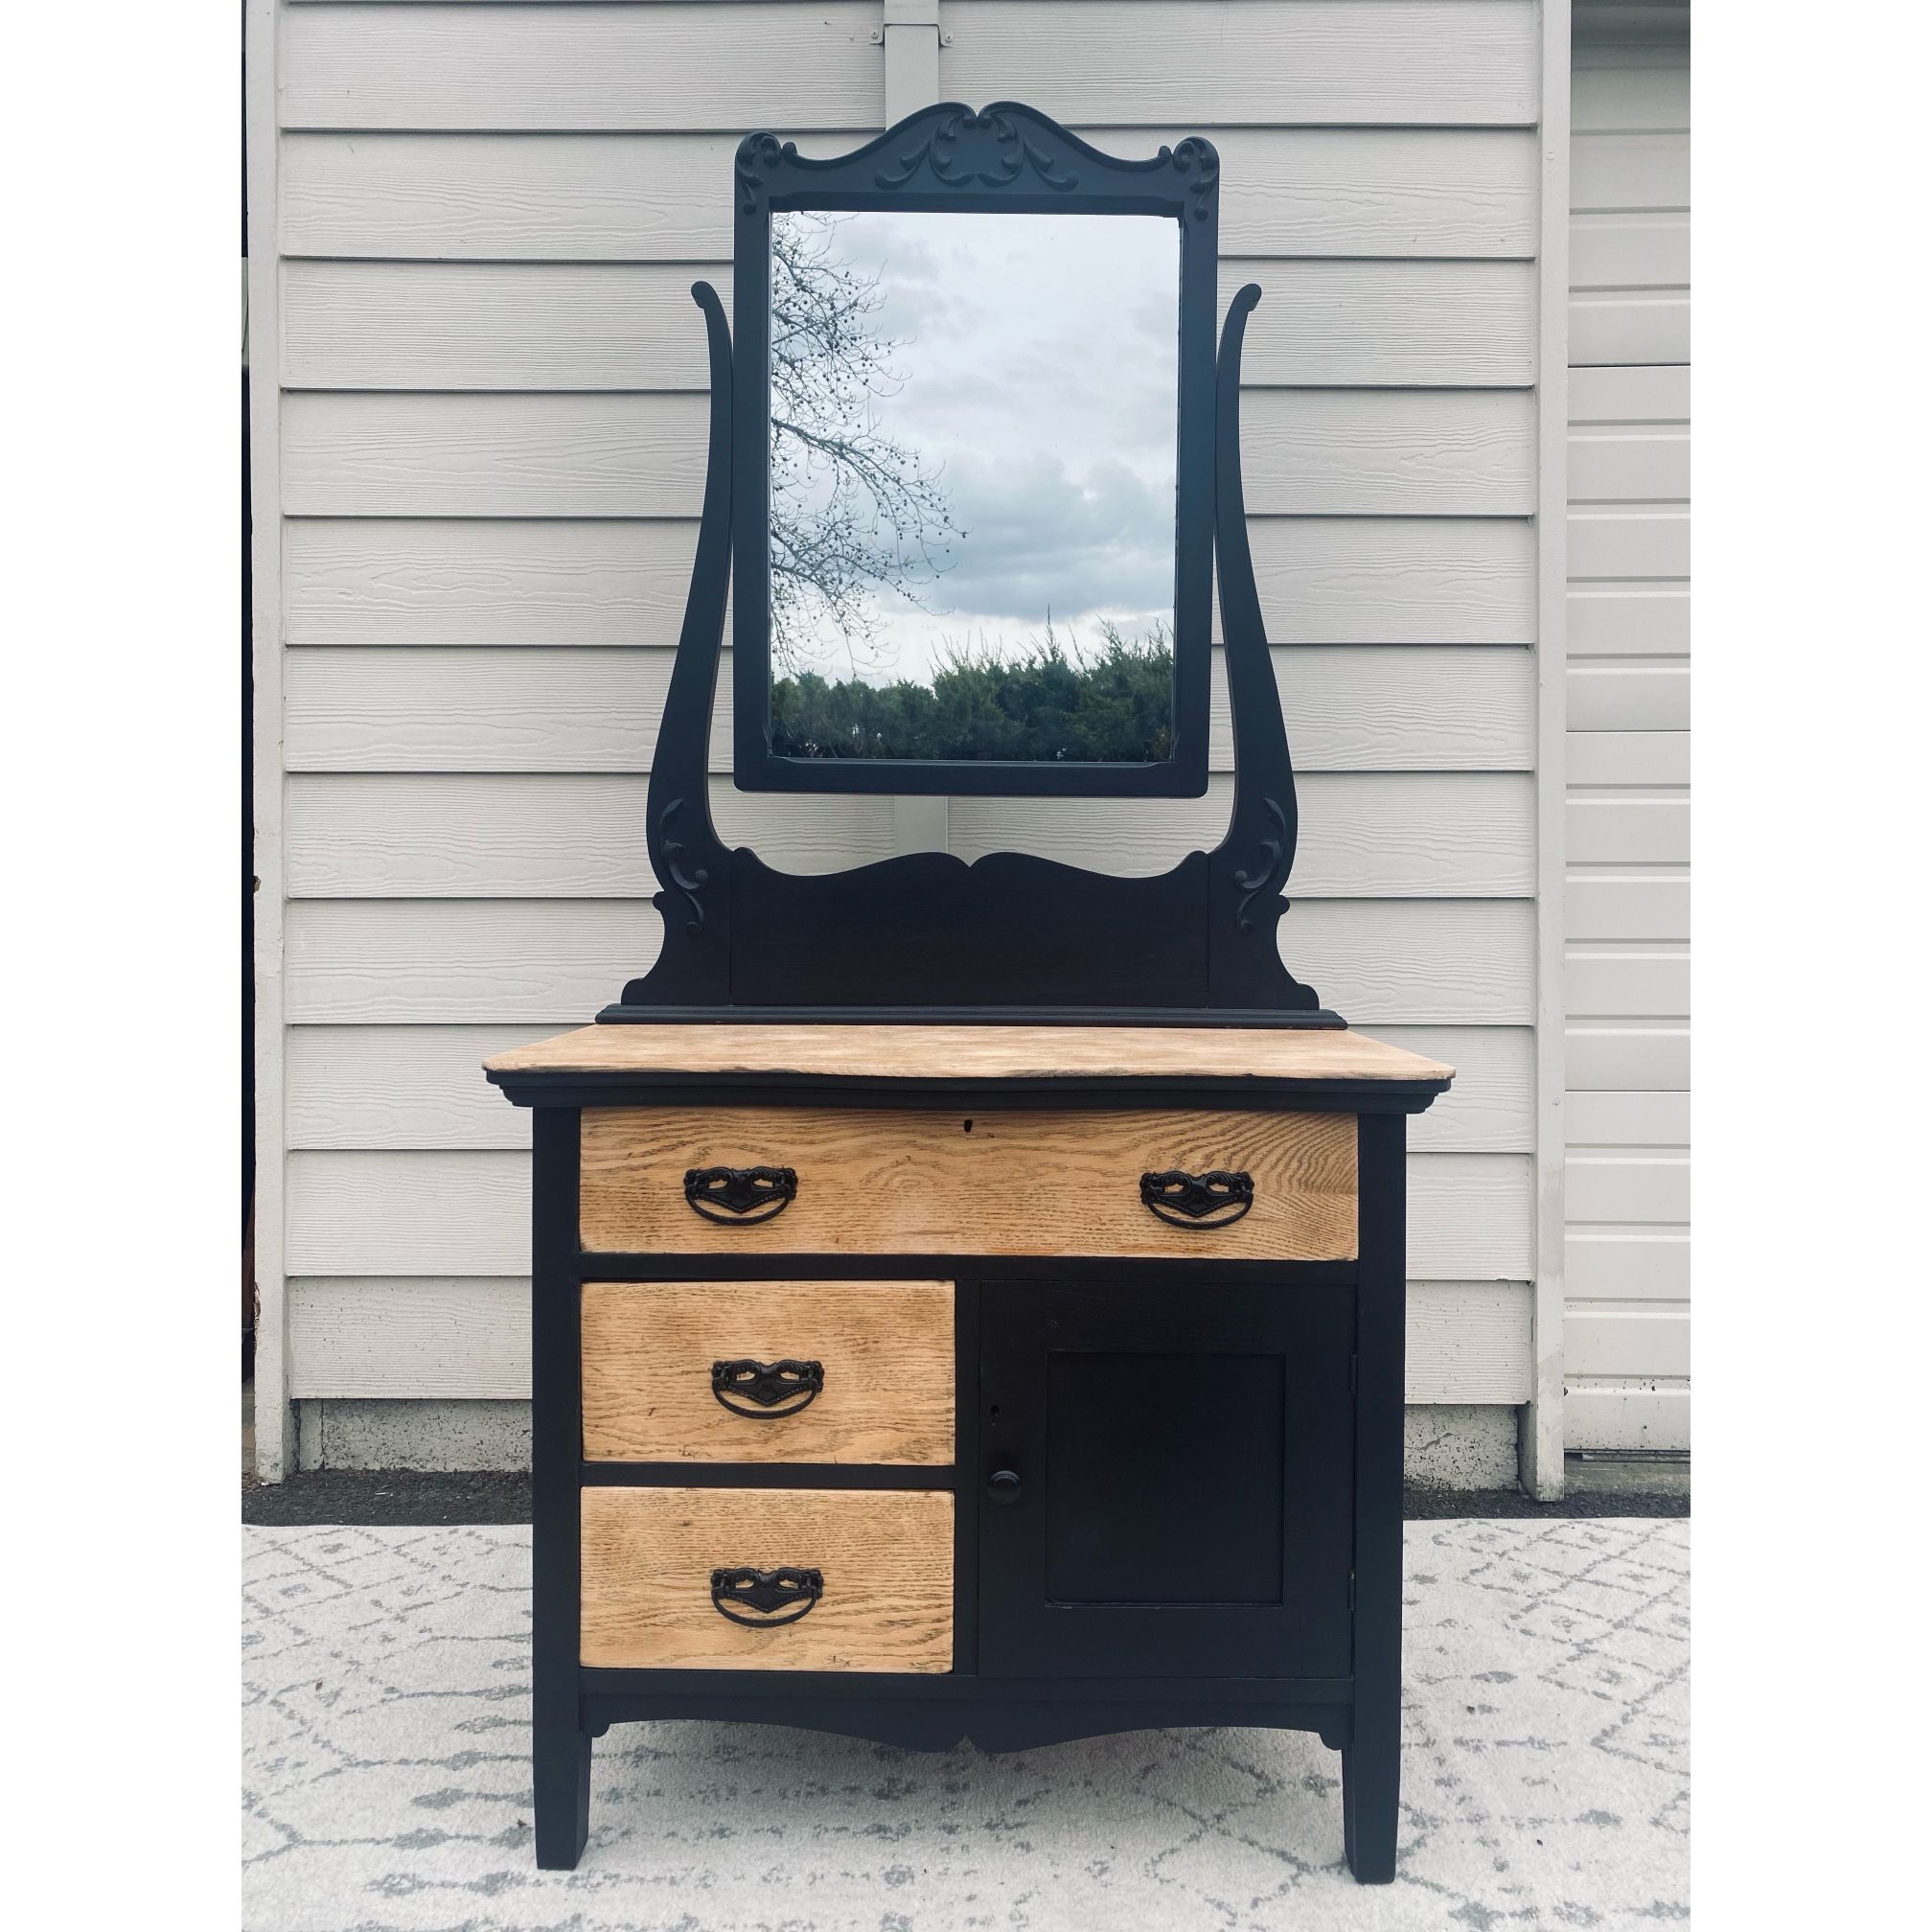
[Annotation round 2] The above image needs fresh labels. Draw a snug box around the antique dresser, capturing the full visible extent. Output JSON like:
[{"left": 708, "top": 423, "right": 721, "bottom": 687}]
[
  {"left": 488, "top": 1024, "right": 1448, "bottom": 1882},
  {"left": 483, "top": 104, "right": 1456, "bottom": 1881}
]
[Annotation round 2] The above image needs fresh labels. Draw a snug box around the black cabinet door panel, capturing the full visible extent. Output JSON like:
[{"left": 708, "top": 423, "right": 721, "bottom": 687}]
[{"left": 978, "top": 1277, "right": 1354, "bottom": 1680}]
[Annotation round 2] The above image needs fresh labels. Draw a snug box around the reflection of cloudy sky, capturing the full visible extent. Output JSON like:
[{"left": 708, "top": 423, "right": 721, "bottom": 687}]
[{"left": 774, "top": 210, "right": 1179, "bottom": 681}]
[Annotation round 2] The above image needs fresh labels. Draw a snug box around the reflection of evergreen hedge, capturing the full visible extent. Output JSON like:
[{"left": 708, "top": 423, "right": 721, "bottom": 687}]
[{"left": 770, "top": 632, "right": 1175, "bottom": 764}]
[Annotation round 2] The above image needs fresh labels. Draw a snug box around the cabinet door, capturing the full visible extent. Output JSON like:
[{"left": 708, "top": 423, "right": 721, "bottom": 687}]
[{"left": 978, "top": 1277, "right": 1355, "bottom": 1680}]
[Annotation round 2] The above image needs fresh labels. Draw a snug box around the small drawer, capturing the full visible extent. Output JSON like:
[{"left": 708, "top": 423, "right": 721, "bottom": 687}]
[
  {"left": 580, "top": 1485, "right": 954, "bottom": 1672},
  {"left": 581, "top": 1278, "right": 954, "bottom": 1464},
  {"left": 579, "top": 1105, "right": 1357, "bottom": 1260}
]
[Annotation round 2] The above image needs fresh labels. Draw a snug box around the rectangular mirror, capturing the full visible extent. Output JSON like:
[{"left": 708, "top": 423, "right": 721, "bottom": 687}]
[
  {"left": 767, "top": 209, "right": 1178, "bottom": 769},
  {"left": 732, "top": 113, "right": 1216, "bottom": 797}
]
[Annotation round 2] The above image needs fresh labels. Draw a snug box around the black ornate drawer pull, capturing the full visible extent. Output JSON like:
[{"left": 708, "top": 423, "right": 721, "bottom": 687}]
[
  {"left": 1140, "top": 1168, "right": 1255, "bottom": 1228},
  {"left": 709, "top": 1566, "right": 823, "bottom": 1627},
  {"left": 711, "top": 1358, "right": 824, "bottom": 1418},
  {"left": 683, "top": 1164, "right": 797, "bottom": 1224}
]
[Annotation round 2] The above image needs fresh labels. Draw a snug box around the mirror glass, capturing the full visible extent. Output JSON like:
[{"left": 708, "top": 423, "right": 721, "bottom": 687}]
[{"left": 766, "top": 209, "right": 1181, "bottom": 766}]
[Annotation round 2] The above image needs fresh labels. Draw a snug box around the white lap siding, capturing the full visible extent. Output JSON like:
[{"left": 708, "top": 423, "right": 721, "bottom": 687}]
[
  {"left": 252, "top": 0, "right": 1565, "bottom": 1479},
  {"left": 1564, "top": 13, "right": 1690, "bottom": 1451}
]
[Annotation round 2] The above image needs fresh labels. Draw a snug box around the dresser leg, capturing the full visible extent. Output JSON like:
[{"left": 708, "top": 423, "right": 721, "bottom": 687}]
[
  {"left": 1340, "top": 1729, "right": 1398, "bottom": 1884},
  {"left": 534, "top": 1722, "right": 591, "bottom": 1870}
]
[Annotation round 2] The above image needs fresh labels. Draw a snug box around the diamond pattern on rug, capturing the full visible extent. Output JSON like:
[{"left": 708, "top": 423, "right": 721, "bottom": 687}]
[{"left": 242, "top": 1518, "right": 1689, "bottom": 1931}]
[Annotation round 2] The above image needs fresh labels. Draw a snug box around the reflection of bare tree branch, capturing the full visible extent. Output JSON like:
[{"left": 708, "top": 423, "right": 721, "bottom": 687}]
[{"left": 770, "top": 213, "right": 961, "bottom": 675}]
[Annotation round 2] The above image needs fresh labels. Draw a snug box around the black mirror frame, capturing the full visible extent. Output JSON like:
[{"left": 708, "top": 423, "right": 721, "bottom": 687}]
[{"left": 730, "top": 103, "right": 1218, "bottom": 799}]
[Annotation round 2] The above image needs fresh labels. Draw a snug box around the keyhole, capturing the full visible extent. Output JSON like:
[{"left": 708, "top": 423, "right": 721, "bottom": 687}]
[{"left": 962, "top": 1119, "right": 974, "bottom": 1133}]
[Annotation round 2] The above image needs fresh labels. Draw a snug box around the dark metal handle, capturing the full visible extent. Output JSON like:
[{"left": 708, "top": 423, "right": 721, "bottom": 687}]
[
  {"left": 684, "top": 1164, "right": 797, "bottom": 1224},
  {"left": 1139, "top": 1168, "right": 1254, "bottom": 1229},
  {"left": 709, "top": 1566, "right": 823, "bottom": 1627},
  {"left": 711, "top": 1358, "right": 824, "bottom": 1418},
  {"left": 987, "top": 1467, "right": 1024, "bottom": 1506}
]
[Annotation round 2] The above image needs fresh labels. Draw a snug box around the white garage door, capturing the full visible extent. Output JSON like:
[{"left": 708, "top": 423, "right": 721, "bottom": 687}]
[{"left": 1564, "top": 15, "right": 1690, "bottom": 1451}]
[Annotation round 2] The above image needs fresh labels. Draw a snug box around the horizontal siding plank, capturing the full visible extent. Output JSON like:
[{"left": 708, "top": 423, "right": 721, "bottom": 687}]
[
  {"left": 1570, "top": 130, "right": 1689, "bottom": 211},
  {"left": 284, "top": 899, "right": 658, "bottom": 1022},
  {"left": 1570, "top": 509, "right": 1690, "bottom": 579},
  {"left": 1565, "top": 1230, "right": 1690, "bottom": 1302},
  {"left": 1567, "top": 587, "right": 1689, "bottom": 656},
  {"left": 1565, "top": 731, "right": 1690, "bottom": 787},
  {"left": 279, "top": 261, "right": 1535, "bottom": 391},
  {"left": 941, "top": 2, "right": 1539, "bottom": 126},
  {"left": 1568, "top": 364, "right": 1690, "bottom": 424},
  {"left": 1566, "top": 945, "right": 1689, "bottom": 1018},
  {"left": 1570, "top": 291, "right": 1690, "bottom": 367},
  {"left": 281, "top": 262, "right": 728, "bottom": 391},
  {"left": 285, "top": 896, "right": 1536, "bottom": 1024},
  {"left": 1563, "top": 1381, "right": 1690, "bottom": 1454},
  {"left": 1569, "top": 211, "right": 1689, "bottom": 288},
  {"left": 280, "top": 2, "right": 887, "bottom": 131},
  {"left": 952, "top": 774, "right": 1534, "bottom": 894},
  {"left": 286, "top": 1021, "right": 1532, "bottom": 1156},
  {"left": 1564, "top": 873, "right": 1690, "bottom": 943},
  {"left": 1566, "top": 1154, "right": 1690, "bottom": 1225},
  {"left": 1566, "top": 1090, "right": 1690, "bottom": 1147},
  {"left": 1405, "top": 1282, "right": 1531, "bottom": 1403},
  {"left": 1576, "top": 363, "right": 1684, "bottom": 425},
  {"left": 287, "top": 772, "right": 1536, "bottom": 899},
  {"left": 286, "top": 1273, "right": 1533, "bottom": 1403},
  {"left": 288, "top": 518, "right": 1538, "bottom": 648},
  {"left": 1572, "top": 64, "right": 1690, "bottom": 134},
  {"left": 1566, "top": 1025, "right": 1688, "bottom": 1092},
  {"left": 1565, "top": 1306, "right": 1690, "bottom": 1379},
  {"left": 1568, "top": 663, "right": 1690, "bottom": 731},
  {"left": 281, "top": 126, "right": 1541, "bottom": 262},
  {"left": 1566, "top": 793, "right": 1690, "bottom": 864},
  {"left": 282, "top": 388, "right": 1536, "bottom": 519},
  {"left": 285, "top": 643, "right": 1537, "bottom": 775},
  {"left": 1253, "top": 518, "right": 1536, "bottom": 644},
  {"left": 283, "top": 392, "right": 710, "bottom": 518},
  {"left": 1567, "top": 426, "right": 1689, "bottom": 503},
  {"left": 285, "top": 1148, "right": 1530, "bottom": 1280},
  {"left": 289, "top": 1277, "right": 532, "bottom": 1401},
  {"left": 1229, "top": 261, "right": 1535, "bottom": 387},
  {"left": 288, "top": 1024, "right": 557, "bottom": 1149}
]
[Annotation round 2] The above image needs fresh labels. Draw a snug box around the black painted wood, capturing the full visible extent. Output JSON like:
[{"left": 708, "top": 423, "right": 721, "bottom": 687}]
[
  {"left": 1346, "top": 1112, "right": 1409, "bottom": 1884},
  {"left": 730, "top": 104, "right": 1217, "bottom": 801},
  {"left": 529, "top": 1108, "right": 588, "bottom": 1872},
  {"left": 978, "top": 1277, "right": 1354, "bottom": 1680},
  {"left": 610, "top": 104, "right": 1334, "bottom": 1028}
]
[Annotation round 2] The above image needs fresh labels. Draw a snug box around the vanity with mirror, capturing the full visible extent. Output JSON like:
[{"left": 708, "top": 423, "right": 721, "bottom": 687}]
[{"left": 486, "top": 104, "right": 1451, "bottom": 1883}]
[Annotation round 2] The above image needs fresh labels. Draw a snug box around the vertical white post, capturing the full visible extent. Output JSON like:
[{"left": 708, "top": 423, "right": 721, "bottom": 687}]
[
  {"left": 1527, "top": 0, "right": 1573, "bottom": 1500},
  {"left": 245, "top": 0, "right": 292, "bottom": 1480},
  {"left": 882, "top": 2, "right": 951, "bottom": 856}
]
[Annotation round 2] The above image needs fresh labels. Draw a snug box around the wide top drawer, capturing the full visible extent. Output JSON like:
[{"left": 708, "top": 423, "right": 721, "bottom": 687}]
[{"left": 579, "top": 1105, "right": 1357, "bottom": 1259}]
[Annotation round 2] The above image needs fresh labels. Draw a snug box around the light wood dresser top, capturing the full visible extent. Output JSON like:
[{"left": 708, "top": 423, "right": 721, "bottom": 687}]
[{"left": 486, "top": 1023, "right": 1454, "bottom": 1088}]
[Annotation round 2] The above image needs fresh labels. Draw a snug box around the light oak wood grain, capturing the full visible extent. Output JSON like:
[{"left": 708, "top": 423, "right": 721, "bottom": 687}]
[
  {"left": 489, "top": 1022, "right": 1452, "bottom": 1087},
  {"left": 580, "top": 1486, "right": 954, "bottom": 1672},
  {"left": 290, "top": 1022, "right": 1512, "bottom": 1155},
  {"left": 287, "top": 1274, "right": 1534, "bottom": 1405},
  {"left": 581, "top": 1279, "right": 954, "bottom": 1464},
  {"left": 577, "top": 1107, "right": 1359, "bottom": 1261},
  {"left": 283, "top": 1147, "right": 1527, "bottom": 1278}
]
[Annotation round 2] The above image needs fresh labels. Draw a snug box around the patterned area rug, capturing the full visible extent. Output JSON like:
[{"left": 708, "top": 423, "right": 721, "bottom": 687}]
[{"left": 243, "top": 1519, "right": 1688, "bottom": 1931}]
